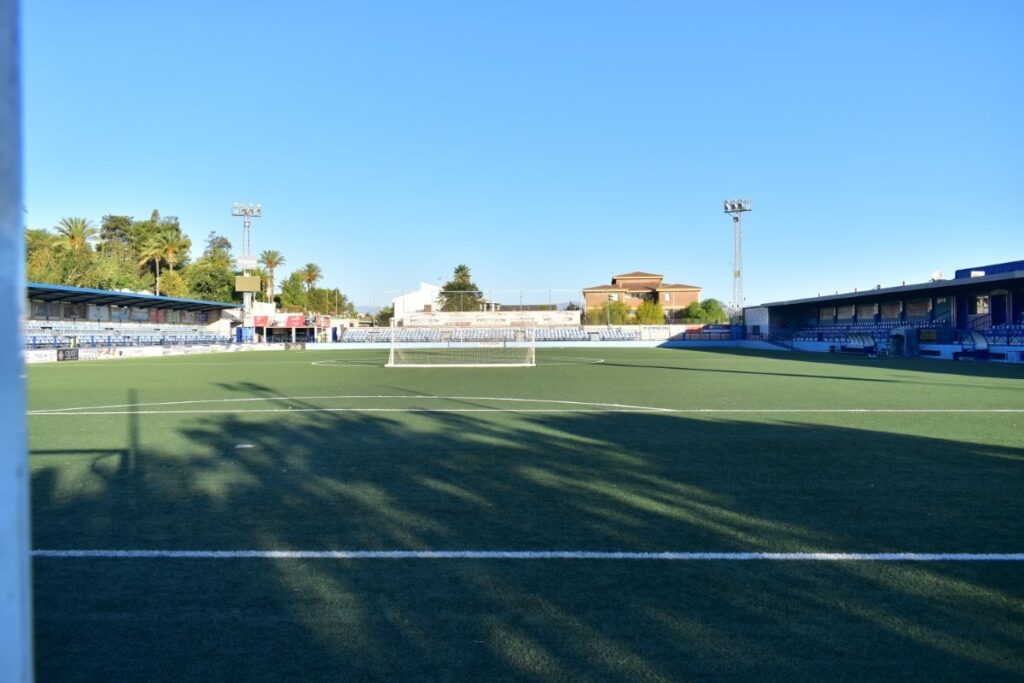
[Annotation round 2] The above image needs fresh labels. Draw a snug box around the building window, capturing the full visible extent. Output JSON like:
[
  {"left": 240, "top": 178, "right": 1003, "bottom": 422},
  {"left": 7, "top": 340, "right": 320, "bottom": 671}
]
[
  {"left": 663, "top": 293, "right": 671, "bottom": 302},
  {"left": 880, "top": 301, "right": 901, "bottom": 319},
  {"left": 608, "top": 293, "right": 618, "bottom": 302},
  {"left": 906, "top": 298, "right": 931, "bottom": 319}
]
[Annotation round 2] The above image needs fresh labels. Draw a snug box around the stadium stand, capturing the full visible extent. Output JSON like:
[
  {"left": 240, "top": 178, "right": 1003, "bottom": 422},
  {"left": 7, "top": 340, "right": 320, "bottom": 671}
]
[
  {"left": 340, "top": 326, "right": 621, "bottom": 344},
  {"left": 751, "top": 259, "right": 1023, "bottom": 362},
  {"left": 23, "top": 320, "right": 231, "bottom": 349},
  {"left": 24, "top": 283, "right": 237, "bottom": 350},
  {"left": 341, "top": 328, "right": 528, "bottom": 343},
  {"left": 535, "top": 327, "right": 588, "bottom": 342},
  {"left": 339, "top": 329, "right": 370, "bottom": 342},
  {"left": 598, "top": 328, "right": 641, "bottom": 342},
  {"left": 982, "top": 324, "right": 1024, "bottom": 346},
  {"left": 792, "top": 320, "right": 951, "bottom": 343}
]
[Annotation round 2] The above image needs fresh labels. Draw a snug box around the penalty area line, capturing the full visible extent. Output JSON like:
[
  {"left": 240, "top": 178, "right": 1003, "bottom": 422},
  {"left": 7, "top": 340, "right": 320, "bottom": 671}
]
[{"left": 30, "top": 549, "right": 1024, "bottom": 561}]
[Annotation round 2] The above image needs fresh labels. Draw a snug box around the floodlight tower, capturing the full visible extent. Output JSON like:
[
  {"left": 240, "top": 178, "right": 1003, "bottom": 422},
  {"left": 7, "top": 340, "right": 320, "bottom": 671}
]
[
  {"left": 232, "top": 202, "right": 262, "bottom": 316},
  {"left": 723, "top": 198, "right": 751, "bottom": 314}
]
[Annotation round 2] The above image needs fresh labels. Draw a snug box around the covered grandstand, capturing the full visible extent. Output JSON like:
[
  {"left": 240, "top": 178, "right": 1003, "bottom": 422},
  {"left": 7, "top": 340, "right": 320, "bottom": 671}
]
[
  {"left": 24, "top": 283, "right": 239, "bottom": 351},
  {"left": 744, "top": 260, "right": 1024, "bottom": 361}
]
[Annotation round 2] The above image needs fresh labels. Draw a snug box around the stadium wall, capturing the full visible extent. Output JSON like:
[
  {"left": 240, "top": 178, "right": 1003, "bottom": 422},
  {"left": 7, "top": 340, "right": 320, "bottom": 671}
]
[
  {"left": 23, "top": 344, "right": 278, "bottom": 364},
  {"left": 401, "top": 310, "right": 582, "bottom": 327},
  {"left": 306, "top": 340, "right": 782, "bottom": 352}
]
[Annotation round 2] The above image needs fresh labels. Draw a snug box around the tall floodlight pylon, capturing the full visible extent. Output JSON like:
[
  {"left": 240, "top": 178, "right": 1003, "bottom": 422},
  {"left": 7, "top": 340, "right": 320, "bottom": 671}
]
[
  {"left": 723, "top": 199, "right": 751, "bottom": 315},
  {"left": 232, "top": 202, "right": 262, "bottom": 317}
]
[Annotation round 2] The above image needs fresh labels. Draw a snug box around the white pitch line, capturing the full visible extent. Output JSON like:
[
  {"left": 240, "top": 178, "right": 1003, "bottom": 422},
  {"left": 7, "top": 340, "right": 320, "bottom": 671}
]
[
  {"left": 28, "top": 407, "right": 1024, "bottom": 416},
  {"left": 30, "top": 549, "right": 1024, "bottom": 561},
  {"left": 28, "top": 394, "right": 676, "bottom": 415},
  {"left": 30, "top": 360, "right": 326, "bottom": 368},
  {"left": 30, "top": 394, "right": 419, "bottom": 413},
  {"left": 25, "top": 393, "right": 1024, "bottom": 417},
  {"left": 672, "top": 408, "right": 1024, "bottom": 413},
  {"left": 311, "top": 357, "right": 609, "bottom": 368},
  {"left": 28, "top": 408, "right": 663, "bottom": 416}
]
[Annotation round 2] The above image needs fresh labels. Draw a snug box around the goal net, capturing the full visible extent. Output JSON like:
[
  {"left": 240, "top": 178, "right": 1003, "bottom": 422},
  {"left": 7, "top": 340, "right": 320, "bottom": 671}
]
[{"left": 386, "top": 327, "right": 536, "bottom": 367}]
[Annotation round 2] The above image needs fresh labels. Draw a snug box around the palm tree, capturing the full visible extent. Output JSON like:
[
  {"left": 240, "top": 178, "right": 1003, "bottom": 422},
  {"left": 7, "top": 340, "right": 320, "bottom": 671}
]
[
  {"left": 55, "top": 217, "right": 97, "bottom": 251},
  {"left": 137, "top": 238, "right": 165, "bottom": 294},
  {"left": 160, "top": 230, "right": 191, "bottom": 273},
  {"left": 439, "top": 265, "right": 483, "bottom": 312},
  {"left": 254, "top": 267, "right": 271, "bottom": 302},
  {"left": 302, "top": 263, "right": 322, "bottom": 293},
  {"left": 258, "top": 250, "right": 285, "bottom": 302}
]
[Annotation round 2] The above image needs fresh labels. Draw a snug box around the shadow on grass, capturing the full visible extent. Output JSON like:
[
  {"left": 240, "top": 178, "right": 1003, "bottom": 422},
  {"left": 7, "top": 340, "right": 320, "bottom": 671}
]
[
  {"left": 30, "top": 398, "right": 1024, "bottom": 681},
  {"left": 659, "top": 345, "right": 1024, "bottom": 380},
  {"left": 596, "top": 359, "right": 899, "bottom": 383}
]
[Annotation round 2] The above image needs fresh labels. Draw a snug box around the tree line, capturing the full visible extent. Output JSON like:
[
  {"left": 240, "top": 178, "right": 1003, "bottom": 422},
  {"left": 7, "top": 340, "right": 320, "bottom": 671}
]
[
  {"left": 587, "top": 298, "right": 730, "bottom": 325},
  {"left": 26, "top": 212, "right": 357, "bottom": 316}
]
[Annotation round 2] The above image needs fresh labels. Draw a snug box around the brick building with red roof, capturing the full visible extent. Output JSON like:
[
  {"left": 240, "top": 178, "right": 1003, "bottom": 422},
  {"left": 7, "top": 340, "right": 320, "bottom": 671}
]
[{"left": 582, "top": 271, "right": 701, "bottom": 320}]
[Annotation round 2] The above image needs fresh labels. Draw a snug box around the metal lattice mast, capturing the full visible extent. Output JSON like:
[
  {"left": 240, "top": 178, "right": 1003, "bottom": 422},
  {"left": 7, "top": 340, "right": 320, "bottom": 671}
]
[
  {"left": 723, "top": 199, "right": 751, "bottom": 313},
  {"left": 232, "top": 203, "right": 262, "bottom": 317}
]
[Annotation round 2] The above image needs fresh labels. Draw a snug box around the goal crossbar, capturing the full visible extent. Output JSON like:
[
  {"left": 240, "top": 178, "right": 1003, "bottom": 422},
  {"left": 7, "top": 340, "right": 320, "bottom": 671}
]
[{"left": 386, "top": 327, "right": 536, "bottom": 368}]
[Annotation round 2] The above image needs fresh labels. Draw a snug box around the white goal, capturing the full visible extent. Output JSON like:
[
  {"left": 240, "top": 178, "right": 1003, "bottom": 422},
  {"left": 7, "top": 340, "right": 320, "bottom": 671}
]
[{"left": 386, "top": 327, "right": 536, "bottom": 367}]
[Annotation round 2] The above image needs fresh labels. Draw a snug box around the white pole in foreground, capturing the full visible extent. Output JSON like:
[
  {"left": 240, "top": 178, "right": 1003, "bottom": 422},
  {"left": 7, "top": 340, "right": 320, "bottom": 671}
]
[{"left": 0, "top": 0, "right": 32, "bottom": 680}]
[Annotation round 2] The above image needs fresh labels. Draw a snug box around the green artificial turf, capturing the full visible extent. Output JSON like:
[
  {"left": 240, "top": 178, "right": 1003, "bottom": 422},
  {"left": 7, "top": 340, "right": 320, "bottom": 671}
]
[{"left": 28, "top": 347, "right": 1024, "bottom": 681}]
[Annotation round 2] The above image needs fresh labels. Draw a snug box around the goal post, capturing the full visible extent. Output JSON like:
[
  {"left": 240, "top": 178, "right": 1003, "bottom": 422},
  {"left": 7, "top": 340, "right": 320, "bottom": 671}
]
[
  {"left": 0, "top": 2, "right": 33, "bottom": 678},
  {"left": 386, "top": 327, "right": 536, "bottom": 367}
]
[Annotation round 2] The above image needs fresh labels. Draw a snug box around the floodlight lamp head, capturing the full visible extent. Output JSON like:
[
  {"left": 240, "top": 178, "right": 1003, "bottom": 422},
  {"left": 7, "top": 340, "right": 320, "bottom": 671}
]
[
  {"left": 723, "top": 198, "right": 752, "bottom": 214},
  {"left": 231, "top": 202, "right": 262, "bottom": 218}
]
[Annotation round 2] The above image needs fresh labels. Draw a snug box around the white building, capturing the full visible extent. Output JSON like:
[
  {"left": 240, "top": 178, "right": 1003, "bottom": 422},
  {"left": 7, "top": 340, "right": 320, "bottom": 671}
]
[{"left": 391, "top": 283, "right": 442, "bottom": 325}]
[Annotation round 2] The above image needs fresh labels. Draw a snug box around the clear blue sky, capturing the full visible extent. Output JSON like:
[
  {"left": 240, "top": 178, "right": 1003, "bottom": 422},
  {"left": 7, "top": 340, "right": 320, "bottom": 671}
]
[{"left": 21, "top": 1, "right": 1023, "bottom": 308}]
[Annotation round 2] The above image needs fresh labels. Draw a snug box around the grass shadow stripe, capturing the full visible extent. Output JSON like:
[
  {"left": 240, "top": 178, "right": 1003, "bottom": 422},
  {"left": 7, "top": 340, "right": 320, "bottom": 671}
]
[{"left": 31, "top": 549, "right": 1024, "bottom": 561}]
